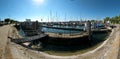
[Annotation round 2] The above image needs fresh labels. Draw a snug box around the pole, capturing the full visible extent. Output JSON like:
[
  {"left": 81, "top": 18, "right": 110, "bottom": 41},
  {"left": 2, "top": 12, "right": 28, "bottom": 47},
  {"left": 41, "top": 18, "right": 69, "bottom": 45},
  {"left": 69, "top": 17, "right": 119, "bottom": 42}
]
[{"left": 87, "top": 21, "right": 92, "bottom": 41}]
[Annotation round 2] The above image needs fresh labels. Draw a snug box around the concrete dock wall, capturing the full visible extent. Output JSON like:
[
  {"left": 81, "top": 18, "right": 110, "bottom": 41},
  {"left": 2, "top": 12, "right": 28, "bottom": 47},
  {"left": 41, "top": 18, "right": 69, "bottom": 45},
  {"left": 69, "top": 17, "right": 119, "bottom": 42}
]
[{"left": 9, "top": 25, "right": 120, "bottom": 59}]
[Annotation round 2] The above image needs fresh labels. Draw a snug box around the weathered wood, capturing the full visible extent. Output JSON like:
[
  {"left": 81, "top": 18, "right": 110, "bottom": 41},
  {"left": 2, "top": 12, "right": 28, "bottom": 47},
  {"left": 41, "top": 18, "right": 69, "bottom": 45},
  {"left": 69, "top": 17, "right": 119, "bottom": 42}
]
[{"left": 87, "top": 21, "right": 92, "bottom": 40}]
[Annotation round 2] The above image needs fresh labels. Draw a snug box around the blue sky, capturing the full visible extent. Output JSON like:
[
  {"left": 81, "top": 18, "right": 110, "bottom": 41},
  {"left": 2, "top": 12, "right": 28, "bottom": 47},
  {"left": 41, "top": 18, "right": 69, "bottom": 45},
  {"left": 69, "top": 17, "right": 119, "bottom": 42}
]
[{"left": 0, "top": 0, "right": 120, "bottom": 22}]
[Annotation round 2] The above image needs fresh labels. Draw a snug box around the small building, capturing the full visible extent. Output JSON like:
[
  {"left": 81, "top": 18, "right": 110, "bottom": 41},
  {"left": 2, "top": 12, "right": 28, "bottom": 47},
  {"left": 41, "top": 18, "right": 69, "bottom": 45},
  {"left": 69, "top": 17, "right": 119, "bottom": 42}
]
[{"left": 20, "top": 20, "right": 42, "bottom": 36}]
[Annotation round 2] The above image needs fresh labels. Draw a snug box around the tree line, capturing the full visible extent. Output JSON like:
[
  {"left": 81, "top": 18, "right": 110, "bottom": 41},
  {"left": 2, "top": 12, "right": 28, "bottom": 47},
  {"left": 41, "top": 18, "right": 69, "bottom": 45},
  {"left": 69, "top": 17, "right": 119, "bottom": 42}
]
[
  {"left": 104, "top": 15, "right": 120, "bottom": 24},
  {"left": 2, "top": 18, "right": 18, "bottom": 24}
]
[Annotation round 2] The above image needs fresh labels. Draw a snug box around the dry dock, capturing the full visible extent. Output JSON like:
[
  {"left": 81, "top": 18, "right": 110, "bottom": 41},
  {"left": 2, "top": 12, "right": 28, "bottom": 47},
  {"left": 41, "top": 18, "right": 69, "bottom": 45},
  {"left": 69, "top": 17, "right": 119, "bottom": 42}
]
[{"left": 0, "top": 25, "right": 120, "bottom": 59}]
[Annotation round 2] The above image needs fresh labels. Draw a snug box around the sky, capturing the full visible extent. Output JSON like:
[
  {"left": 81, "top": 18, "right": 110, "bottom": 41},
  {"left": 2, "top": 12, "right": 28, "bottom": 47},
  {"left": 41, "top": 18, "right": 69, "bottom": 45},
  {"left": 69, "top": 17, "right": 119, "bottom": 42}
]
[{"left": 0, "top": 0, "right": 120, "bottom": 22}]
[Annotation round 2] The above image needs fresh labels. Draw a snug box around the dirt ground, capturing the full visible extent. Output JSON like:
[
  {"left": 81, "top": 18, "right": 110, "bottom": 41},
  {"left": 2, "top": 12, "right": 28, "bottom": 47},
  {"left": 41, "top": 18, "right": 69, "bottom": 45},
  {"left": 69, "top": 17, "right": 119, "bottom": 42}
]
[
  {"left": 0, "top": 25, "right": 120, "bottom": 59},
  {"left": 0, "top": 25, "right": 12, "bottom": 59}
]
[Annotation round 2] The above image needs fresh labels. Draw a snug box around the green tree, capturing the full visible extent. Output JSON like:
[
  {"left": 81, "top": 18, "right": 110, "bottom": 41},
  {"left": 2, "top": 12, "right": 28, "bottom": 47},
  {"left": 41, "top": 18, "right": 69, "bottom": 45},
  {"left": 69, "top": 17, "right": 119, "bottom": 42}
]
[
  {"left": 111, "top": 15, "right": 120, "bottom": 24},
  {"left": 4, "top": 18, "right": 11, "bottom": 23},
  {"left": 4, "top": 18, "right": 18, "bottom": 24},
  {"left": 104, "top": 17, "right": 111, "bottom": 22},
  {"left": 104, "top": 15, "right": 120, "bottom": 24}
]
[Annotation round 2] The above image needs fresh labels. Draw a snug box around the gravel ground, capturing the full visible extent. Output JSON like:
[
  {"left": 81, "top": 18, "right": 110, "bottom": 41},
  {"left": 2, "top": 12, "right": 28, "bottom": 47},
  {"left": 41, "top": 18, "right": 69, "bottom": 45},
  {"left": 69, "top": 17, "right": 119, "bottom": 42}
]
[{"left": 0, "top": 25, "right": 12, "bottom": 59}]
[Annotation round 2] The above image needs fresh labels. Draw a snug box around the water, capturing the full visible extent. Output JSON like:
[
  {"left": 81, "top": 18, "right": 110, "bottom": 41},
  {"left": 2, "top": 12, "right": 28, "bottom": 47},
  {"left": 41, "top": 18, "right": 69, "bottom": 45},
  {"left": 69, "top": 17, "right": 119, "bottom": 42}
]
[
  {"left": 40, "top": 26, "right": 110, "bottom": 56},
  {"left": 19, "top": 29, "right": 26, "bottom": 37},
  {"left": 19, "top": 25, "right": 110, "bottom": 56},
  {"left": 41, "top": 26, "right": 84, "bottom": 34},
  {"left": 40, "top": 32, "right": 110, "bottom": 56},
  {"left": 42, "top": 27, "right": 83, "bottom": 34}
]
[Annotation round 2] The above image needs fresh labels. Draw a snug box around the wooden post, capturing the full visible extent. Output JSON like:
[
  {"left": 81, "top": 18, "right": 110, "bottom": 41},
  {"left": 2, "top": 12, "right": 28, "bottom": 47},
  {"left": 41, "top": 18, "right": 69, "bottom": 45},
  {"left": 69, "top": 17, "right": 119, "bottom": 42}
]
[
  {"left": 84, "top": 22, "right": 87, "bottom": 31},
  {"left": 87, "top": 21, "right": 92, "bottom": 41}
]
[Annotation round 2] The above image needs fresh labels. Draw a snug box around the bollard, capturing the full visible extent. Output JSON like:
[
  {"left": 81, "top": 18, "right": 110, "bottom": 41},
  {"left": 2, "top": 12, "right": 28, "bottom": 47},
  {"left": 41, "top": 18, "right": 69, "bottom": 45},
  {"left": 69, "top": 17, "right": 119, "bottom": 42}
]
[{"left": 87, "top": 21, "right": 92, "bottom": 41}]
